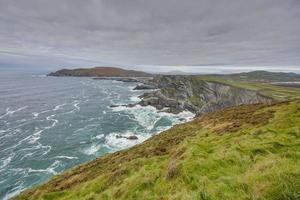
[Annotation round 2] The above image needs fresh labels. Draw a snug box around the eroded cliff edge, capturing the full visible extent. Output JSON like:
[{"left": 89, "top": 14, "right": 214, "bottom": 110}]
[{"left": 136, "top": 75, "right": 274, "bottom": 116}]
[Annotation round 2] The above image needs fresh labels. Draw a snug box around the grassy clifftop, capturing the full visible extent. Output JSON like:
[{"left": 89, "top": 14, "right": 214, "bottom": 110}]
[
  {"left": 194, "top": 76, "right": 300, "bottom": 101},
  {"left": 12, "top": 100, "right": 300, "bottom": 200}
]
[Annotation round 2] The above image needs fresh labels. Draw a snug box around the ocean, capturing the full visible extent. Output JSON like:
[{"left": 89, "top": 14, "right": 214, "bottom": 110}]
[{"left": 0, "top": 72, "right": 194, "bottom": 199}]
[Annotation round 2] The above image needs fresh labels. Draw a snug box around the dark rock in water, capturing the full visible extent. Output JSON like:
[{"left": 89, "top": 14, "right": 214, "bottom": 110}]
[
  {"left": 109, "top": 104, "right": 119, "bottom": 108},
  {"left": 134, "top": 84, "right": 157, "bottom": 90},
  {"left": 126, "top": 103, "right": 136, "bottom": 108},
  {"left": 110, "top": 103, "right": 137, "bottom": 108},
  {"left": 116, "top": 78, "right": 140, "bottom": 82},
  {"left": 126, "top": 135, "right": 138, "bottom": 140},
  {"left": 116, "top": 135, "right": 138, "bottom": 140}
]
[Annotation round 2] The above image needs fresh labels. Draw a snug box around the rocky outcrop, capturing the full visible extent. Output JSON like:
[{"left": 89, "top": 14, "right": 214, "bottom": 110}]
[
  {"left": 134, "top": 84, "right": 157, "bottom": 90},
  {"left": 137, "top": 75, "right": 274, "bottom": 116},
  {"left": 116, "top": 135, "right": 138, "bottom": 140}
]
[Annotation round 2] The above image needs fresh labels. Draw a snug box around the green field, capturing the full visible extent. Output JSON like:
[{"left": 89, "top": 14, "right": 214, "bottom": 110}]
[{"left": 13, "top": 100, "right": 300, "bottom": 200}]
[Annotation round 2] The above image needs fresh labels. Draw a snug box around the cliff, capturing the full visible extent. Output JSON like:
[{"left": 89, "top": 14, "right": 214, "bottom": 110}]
[
  {"left": 137, "top": 76, "right": 274, "bottom": 115},
  {"left": 12, "top": 100, "right": 300, "bottom": 200},
  {"left": 48, "top": 67, "right": 151, "bottom": 77}
]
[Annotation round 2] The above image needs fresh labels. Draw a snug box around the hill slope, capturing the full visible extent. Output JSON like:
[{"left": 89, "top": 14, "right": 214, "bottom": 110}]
[
  {"left": 48, "top": 67, "right": 151, "bottom": 77},
  {"left": 12, "top": 100, "right": 300, "bottom": 200},
  {"left": 201, "top": 71, "right": 300, "bottom": 83},
  {"left": 226, "top": 70, "right": 300, "bottom": 82}
]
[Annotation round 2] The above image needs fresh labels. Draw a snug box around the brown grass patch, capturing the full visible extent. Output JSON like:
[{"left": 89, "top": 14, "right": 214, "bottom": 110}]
[{"left": 196, "top": 103, "right": 279, "bottom": 133}]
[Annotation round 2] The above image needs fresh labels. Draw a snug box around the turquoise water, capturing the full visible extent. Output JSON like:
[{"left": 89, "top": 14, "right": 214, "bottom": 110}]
[{"left": 0, "top": 72, "right": 194, "bottom": 199}]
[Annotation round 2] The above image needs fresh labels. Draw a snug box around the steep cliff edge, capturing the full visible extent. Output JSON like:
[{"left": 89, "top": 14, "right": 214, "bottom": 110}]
[
  {"left": 12, "top": 100, "right": 300, "bottom": 200},
  {"left": 138, "top": 76, "right": 273, "bottom": 115}
]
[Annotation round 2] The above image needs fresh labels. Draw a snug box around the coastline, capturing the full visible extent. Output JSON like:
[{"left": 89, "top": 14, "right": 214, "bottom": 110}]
[
  {"left": 1, "top": 75, "right": 195, "bottom": 200},
  {"left": 8, "top": 71, "right": 300, "bottom": 199},
  {"left": 12, "top": 99, "right": 300, "bottom": 200}
]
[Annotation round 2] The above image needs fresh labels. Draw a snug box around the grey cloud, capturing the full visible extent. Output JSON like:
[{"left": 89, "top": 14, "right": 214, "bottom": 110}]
[{"left": 0, "top": 0, "right": 299, "bottom": 72}]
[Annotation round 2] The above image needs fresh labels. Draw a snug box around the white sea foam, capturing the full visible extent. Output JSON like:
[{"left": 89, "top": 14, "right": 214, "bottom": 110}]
[
  {"left": 130, "top": 96, "right": 140, "bottom": 102},
  {"left": 94, "top": 134, "right": 105, "bottom": 140},
  {"left": 54, "top": 156, "right": 78, "bottom": 160},
  {"left": 17, "top": 143, "right": 52, "bottom": 159},
  {"left": 20, "top": 152, "right": 34, "bottom": 161},
  {"left": 108, "top": 102, "right": 195, "bottom": 152},
  {"left": 46, "top": 114, "right": 59, "bottom": 128},
  {"left": 3, "top": 184, "right": 25, "bottom": 200},
  {"left": 104, "top": 132, "right": 149, "bottom": 150},
  {"left": 0, "top": 153, "right": 14, "bottom": 170},
  {"left": 0, "top": 106, "right": 28, "bottom": 119},
  {"left": 39, "top": 144, "right": 52, "bottom": 156},
  {"left": 31, "top": 74, "right": 46, "bottom": 78},
  {"left": 53, "top": 103, "right": 67, "bottom": 111},
  {"left": 74, "top": 101, "right": 80, "bottom": 110},
  {"left": 2, "top": 117, "right": 57, "bottom": 152},
  {"left": 111, "top": 104, "right": 195, "bottom": 131},
  {"left": 32, "top": 109, "right": 51, "bottom": 118},
  {"left": 74, "top": 124, "right": 97, "bottom": 134},
  {"left": 65, "top": 100, "right": 81, "bottom": 114},
  {"left": 27, "top": 130, "right": 43, "bottom": 144},
  {"left": 83, "top": 143, "right": 101, "bottom": 155},
  {"left": 28, "top": 160, "right": 61, "bottom": 175}
]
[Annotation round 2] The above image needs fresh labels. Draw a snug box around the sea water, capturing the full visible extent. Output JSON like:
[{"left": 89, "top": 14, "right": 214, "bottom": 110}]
[{"left": 0, "top": 72, "right": 194, "bottom": 199}]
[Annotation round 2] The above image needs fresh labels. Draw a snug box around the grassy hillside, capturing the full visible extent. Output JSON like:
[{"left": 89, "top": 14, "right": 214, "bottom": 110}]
[
  {"left": 12, "top": 100, "right": 300, "bottom": 200},
  {"left": 223, "top": 71, "right": 300, "bottom": 82}
]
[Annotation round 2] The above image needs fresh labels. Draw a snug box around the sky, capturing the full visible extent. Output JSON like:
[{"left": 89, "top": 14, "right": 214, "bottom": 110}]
[{"left": 0, "top": 0, "right": 300, "bottom": 73}]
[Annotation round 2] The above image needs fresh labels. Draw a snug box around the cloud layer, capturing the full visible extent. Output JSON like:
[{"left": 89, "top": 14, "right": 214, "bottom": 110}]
[{"left": 0, "top": 0, "right": 300, "bottom": 72}]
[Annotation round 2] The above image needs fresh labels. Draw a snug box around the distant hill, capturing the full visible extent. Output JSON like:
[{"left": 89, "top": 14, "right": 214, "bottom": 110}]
[
  {"left": 224, "top": 70, "right": 300, "bottom": 82},
  {"left": 48, "top": 67, "right": 151, "bottom": 77},
  {"left": 160, "top": 70, "right": 197, "bottom": 75}
]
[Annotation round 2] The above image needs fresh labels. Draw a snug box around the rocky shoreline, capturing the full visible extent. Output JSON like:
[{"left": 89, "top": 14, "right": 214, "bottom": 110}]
[
  {"left": 49, "top": 69, "right": 297, "bottom": 118},
  {"left": 111, "top": 75, "right": 274, "bottom": 117}
]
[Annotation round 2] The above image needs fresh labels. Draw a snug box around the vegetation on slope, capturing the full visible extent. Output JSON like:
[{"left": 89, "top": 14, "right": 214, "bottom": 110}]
[{"left": 13, "top": 100, "right": 300, "bottom": 200}]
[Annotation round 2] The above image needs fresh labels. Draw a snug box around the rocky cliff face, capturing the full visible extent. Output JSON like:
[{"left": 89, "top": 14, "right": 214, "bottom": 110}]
[{"left": 138, "top": 75, "right": 274, "bottom": 116}]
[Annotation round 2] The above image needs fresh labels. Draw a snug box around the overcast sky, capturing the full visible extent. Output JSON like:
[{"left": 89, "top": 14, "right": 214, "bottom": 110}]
[{"left": 0, "top": 0, "right": 300, "bottom": 73}]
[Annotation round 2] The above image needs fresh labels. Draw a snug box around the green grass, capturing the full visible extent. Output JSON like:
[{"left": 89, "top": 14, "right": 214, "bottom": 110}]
[
  {"left": 194, "top": 75, "right": 300, "bottom": 100},
  {"left": 12, "top": 100, "right": 300, "bottom": 200}
]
